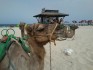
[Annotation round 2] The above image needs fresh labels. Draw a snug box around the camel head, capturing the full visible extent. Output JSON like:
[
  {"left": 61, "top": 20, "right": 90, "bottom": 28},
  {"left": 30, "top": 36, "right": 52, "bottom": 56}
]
[
  {"left": 24, "top": 23, "right": 61, "bottom": 45},
  {"left": 58, "top": 24, "right": 78, "bottom": 39}
]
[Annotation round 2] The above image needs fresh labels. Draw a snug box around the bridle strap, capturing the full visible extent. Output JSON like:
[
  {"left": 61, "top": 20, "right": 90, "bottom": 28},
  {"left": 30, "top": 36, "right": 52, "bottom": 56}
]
[{"left": 49, "top": 23, "right": 58, "bottom": 41}]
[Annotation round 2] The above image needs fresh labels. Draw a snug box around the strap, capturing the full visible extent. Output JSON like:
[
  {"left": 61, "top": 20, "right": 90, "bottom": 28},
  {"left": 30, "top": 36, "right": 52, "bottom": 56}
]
[{"left": 18, "top": 38, "right": 30, "bottom": 53}]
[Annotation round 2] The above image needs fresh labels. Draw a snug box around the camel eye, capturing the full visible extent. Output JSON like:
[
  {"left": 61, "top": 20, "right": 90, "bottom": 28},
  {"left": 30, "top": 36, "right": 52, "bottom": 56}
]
[{"left": 36, "top": 28, "right": 44, "bottom": 32}]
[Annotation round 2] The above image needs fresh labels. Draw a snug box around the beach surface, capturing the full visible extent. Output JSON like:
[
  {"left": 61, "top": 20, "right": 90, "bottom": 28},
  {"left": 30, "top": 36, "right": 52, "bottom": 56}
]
[{"left": 0, "top": 26, "right": 93, "bottom": 70}]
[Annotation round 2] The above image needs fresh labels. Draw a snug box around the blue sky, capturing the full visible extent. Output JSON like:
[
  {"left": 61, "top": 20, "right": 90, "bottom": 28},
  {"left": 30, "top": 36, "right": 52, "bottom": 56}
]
[{"left": 0, "top": 0, "right": 93, "bottom": 24}]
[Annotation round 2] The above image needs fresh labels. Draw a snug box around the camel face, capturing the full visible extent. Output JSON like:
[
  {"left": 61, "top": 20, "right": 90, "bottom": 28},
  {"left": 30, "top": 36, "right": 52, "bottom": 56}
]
[
  {"left": 57, "top": 25, "right": 78, "bottom": 39},
  {"left": 25, "top": 23, "right": 59, "bottom": 43}
]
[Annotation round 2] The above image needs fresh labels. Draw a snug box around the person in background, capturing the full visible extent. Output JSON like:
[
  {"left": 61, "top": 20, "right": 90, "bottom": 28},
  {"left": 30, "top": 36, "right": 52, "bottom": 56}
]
[{"left": 59, "top": 18, "right": 64, "bottom": 24}]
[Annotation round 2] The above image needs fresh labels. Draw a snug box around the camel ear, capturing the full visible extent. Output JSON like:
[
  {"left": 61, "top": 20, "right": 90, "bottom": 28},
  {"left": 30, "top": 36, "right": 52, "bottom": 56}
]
[
  {"left": 36, "top": 24, "right": 45, "bottom": 31},
  {"left": 25, "top": 25, "right": 32, "bottom": 33},
  {"left": 19, "top": 22, "right": 26, "bottom": 30}
]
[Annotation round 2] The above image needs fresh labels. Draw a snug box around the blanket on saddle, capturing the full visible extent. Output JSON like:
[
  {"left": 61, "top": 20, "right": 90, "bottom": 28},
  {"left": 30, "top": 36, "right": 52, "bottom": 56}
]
[{"left": 0, "top": 35, "right": 30, "bottom": 62}]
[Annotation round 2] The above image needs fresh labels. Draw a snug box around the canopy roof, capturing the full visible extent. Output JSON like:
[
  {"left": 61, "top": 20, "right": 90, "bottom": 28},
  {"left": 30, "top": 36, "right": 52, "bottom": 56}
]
[{"left": 33, "top": 9, "right": 69, "bottom": 17}]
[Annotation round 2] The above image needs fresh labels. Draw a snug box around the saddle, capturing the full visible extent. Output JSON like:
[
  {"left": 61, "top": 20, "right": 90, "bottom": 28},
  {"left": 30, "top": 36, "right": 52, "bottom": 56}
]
[{"left": 0, "top": 35, "right": 30, "bottom": 62}]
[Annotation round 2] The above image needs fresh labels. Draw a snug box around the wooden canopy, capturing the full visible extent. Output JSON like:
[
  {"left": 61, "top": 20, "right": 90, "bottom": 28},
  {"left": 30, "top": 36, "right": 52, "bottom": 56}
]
[{"left": 33, "top": 9, "right": 69, "bottom": 17}]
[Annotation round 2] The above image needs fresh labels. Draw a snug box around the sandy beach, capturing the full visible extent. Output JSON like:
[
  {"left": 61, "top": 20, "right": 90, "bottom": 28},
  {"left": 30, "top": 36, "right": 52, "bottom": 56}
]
[
  {"left": 44, "top": 26, "right": 93, "bottom": 70},
  {"left": 0, "top": 26, "right": 93, "bottom": 70}
]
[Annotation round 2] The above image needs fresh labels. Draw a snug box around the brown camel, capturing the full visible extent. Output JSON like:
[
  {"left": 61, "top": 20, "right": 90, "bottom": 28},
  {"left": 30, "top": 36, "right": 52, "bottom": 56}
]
[
  {"left": 57, "top": 24, "right": 78, "bottom": 40},
  {"left": 19, "top": 22, "right": 60, "bottom": 70},
  {"left": 19, "top": 23, "right": 78, "bottom": 70},
  {"left": 0, "top": 22, "right": 59, "bottom": 70},
  {"left": 0, "top": 23, "right": 78, "bottom": 70}
]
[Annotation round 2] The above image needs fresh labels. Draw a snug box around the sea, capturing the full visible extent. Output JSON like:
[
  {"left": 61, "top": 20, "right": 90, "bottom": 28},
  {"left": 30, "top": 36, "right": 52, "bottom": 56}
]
[{"left": 0, "top": 24, "right": 18, "bottom": 27}]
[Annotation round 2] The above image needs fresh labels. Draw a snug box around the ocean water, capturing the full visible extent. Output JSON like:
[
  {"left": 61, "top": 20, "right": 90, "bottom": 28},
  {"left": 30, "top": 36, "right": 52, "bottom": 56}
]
[{"left": 0, "top": 24, "right": 18, "bottom": 27}]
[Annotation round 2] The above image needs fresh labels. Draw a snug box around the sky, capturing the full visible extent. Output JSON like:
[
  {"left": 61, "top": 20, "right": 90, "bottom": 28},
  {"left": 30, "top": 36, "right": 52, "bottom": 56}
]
[{"left": 0, "top": 0, "right": 93, "bottom": 24}]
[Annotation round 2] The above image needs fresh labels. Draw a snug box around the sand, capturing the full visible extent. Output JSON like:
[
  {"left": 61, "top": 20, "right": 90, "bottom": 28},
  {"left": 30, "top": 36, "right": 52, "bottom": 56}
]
[
  {"left": 0, "top": 26, "right": 93, "bottom": 70},
  {"left": 44, "top": 26, "right": 93, "bottom": 70}
]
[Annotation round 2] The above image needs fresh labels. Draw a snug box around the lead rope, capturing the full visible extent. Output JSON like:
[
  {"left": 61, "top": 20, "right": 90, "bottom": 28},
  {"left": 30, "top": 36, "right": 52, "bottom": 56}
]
[
  {"left": 49, "top": 23, "right": 58, "bottom": 70},
  {"left": 49, "top": 43, "right": 52, "bottom": 70},
  {"left": 49, "top": 23, "right": 58, "bottom": 41}
]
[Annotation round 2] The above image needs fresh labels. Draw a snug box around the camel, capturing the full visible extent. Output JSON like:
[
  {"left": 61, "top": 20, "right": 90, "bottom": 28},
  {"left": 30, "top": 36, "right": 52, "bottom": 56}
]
[
  {"left": 0, "top": 22, "right": 78, "bottom": 70},
  {"left": 57, "top": 24, "right": 78, "bottom": 40},
  {"left": 0, "top": 22, "right": 59, "bottom": 70},
  {"left": 19, "top": 22, "right": 78, "bottom": 70},
  {"left": 19, "top": 22, "right": 64, "bottom": 70}
]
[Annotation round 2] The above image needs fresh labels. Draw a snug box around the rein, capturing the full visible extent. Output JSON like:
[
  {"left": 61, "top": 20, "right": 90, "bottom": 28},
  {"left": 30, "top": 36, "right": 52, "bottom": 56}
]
[{"left": 49, "top": 23, "right": 58, "bottom": 42}]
